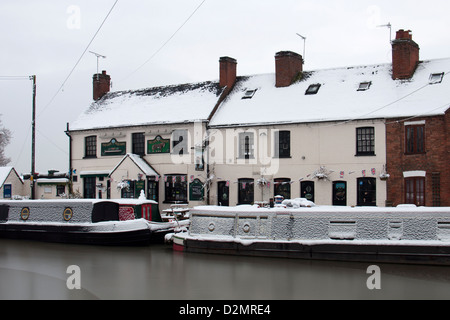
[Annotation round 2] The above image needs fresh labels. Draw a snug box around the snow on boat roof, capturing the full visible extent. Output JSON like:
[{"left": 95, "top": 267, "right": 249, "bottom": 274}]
[
  {"left": 210, "top": 58, "right": 450, "bottom": 127},
  {"left": 71, "top": 81, "right": 224, "bottom": 131}
]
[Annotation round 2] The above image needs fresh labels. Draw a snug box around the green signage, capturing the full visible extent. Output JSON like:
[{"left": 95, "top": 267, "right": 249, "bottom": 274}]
[
  {"left": 189, "top": 179, "right": 204, "bottom": 201},
  {"left": 101, "top": 139, "right": 126, "bottom": 157},
  {"left": 148, "top": 136, "right": 170, "bottom": 154}
]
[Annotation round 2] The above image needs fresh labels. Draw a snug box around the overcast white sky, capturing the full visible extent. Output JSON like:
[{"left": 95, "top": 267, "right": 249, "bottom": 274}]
[{"left": 1, "top": 0, "right": 450, "bottom": 175}]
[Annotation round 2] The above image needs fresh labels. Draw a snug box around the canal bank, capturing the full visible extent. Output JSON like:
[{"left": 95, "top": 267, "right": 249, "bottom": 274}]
[{"left": 1, "top": 239, "right": 450, "bottom": 300}]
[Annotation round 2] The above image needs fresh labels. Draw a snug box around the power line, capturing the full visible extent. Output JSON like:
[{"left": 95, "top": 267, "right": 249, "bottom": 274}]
[
  {"left": 120, "top": 0, "right": 207, "bottom": 84},
  {"left": 37, "top": 0, "right": 119, "bottom": 119}
]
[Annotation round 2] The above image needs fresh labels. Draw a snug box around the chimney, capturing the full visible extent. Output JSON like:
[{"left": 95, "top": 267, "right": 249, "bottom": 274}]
[
  {"left": 219, "top": 57, "right": 237, "bottom": 89},
  {"left": 93, "top": 70, "right": 111, "bottom": 101},
  {"left": 275, "top": 51, "right": 303, "bottom": 88},
  {"left": 392, "top": 29, "right": 420, "bottom": 80}
]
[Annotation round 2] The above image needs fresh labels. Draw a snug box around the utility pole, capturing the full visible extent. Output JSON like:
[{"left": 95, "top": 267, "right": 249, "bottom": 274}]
[{"left": 30, "top": 75, "right": 36, "bottom": 200}]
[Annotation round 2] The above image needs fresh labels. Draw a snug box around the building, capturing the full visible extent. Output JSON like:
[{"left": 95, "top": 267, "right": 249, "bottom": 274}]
[
  {"left": 68, "top": 29, "right": 449, "bottom": 209},
  {"left": 0, "top": 167, "right": 27, "bottom": 200}
]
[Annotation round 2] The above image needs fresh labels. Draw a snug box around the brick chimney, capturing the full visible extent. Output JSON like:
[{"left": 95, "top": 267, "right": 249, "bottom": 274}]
[
  {"left": 392, "top": 30, "right": 420, "bottom": 80},
  {"left": 93, "top": 70, "right": 111, "bottom": 101},
  {"left": 219, "top": 57, "right": 237, "bottom": 89},
  {"left": 275, "top": 51, "right": 303, "bottom": 88}
]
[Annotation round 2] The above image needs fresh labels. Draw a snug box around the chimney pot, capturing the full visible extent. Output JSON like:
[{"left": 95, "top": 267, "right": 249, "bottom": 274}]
[{"left": 275, "top": 51, "right": 303, "bottom": 88}]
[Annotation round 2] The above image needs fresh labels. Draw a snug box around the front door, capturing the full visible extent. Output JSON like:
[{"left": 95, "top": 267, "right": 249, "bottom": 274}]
[
  {"left": 301, "top": 181, "right": 315, "bottom": 203},
  {"left": 217, "top": 181, "right": 229, "bottom": 206},
  {"left": 333, "top": 181, "right": 347, "bottom": 206}
]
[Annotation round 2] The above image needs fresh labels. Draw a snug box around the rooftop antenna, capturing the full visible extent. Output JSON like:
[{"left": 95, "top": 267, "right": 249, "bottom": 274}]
[
  {"left": 296, "top": 33, "right": 307, "bottom": 64},
  {"left": 377, "top": 22, "right": 392, "bottom": 43},
  {"left": 89, "top": 51, "right": 107, "bottom": 74}
]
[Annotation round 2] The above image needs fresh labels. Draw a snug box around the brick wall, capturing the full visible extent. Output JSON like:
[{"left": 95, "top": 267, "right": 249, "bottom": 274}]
[{"left": 386, "top": 110, "right": 450, "bottom": 206}]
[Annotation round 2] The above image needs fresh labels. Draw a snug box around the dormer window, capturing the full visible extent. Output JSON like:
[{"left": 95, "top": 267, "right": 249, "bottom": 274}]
[
  {"left": 429, "top": 73, "right": 444, "bottom": 85},
  {"left": 305, "top": 84, "right": 321, "bottom": 95},
  {"left": 242, "top": 89, "right": 257, "bottom": 100},
  {"left": 358, "top": 81, "right": 372, "bottom": 91}
]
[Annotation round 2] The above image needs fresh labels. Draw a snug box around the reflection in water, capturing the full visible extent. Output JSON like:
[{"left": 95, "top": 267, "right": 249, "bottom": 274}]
[{"left": 0, "top": 239, "right": 449, "bottom": 300}]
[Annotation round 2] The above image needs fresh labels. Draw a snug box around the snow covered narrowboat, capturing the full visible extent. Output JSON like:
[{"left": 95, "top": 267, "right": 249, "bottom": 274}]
[
  {"left": 0, "top": 199, "right": 187, "bottom": 246},
  {"left": 173, "top": 199, "right": 450, "bottom": 266}
]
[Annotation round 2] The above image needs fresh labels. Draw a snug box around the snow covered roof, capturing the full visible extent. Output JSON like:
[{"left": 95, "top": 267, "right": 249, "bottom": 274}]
[
  {"left": 0, "top": 167, "right": 23, "bottom": 188},
  {"left": 209, "top": 58, "right": 450, "bottom": 127},
  {"left": 110, "top": 153, "right": 159, "bottom": 177},
  {"left": 71, "top": 81, "right": 224, "bottom": 131}
]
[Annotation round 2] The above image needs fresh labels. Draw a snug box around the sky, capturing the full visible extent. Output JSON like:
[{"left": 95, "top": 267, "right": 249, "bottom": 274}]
[{"left": 1, "top": 0, "right": 450, "bottom": 176}]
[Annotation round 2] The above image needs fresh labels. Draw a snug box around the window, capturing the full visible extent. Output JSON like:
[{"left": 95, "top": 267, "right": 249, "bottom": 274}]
[
  {"left": 3, "top": 184, "right": 12, "bottom": 199},
  {"left": 405, "top": 177, "right": 425, "bottom": 206},
  {"left": 85, "top": 136, "right": 97, "bottom": 158},
  {"left": 121, "top": 180, "right": 135, "bottom": 199},
  {"left": 356, "top": 127, "right": 375, "bottom": 156},
  {"left": 429, "top": 73, "right": 444, "bottom": 84},
  {"left": 357, "top": 178, "right": 377, "bottom": 206},
  {"left": 165, "top": 175, "right": 187, "bottom": 203},
  {"left": 275, "top": 131, "right": 291, "bottom": 158},
  {"left": 238, "top": 178, "right": 254, "bottom": 205},
  {"left": 56, "top": 185, "right": 66, "bottom": 197},
  {"left": 239, "top": 132, "right": 254, "bottom": 159},
  {"left": 305, "top": 84, "right": 321, "bottom": 95},
  {"left": 432, "top": 173, "right": 441, "bottom": 207},
  {"left": 274, "top": 178, "right": 291, "bottom": 200},
  {"left": 242, "top": 89, "right": 257, "bottom": 99},
  {"left": 358, "top": 81, "right": 372, "bottom": 91},
  {"left": 172, "top": 130, "right": 188, "bottom": 155},
  {"left": 132, "top": 133, "right": 145, "bottom": 156},
  {"left": 406, "top": 125, "right": 425, "bottom": 154},
  {"left": 332, "top": 181, "right": 347, "bottom": 206}
]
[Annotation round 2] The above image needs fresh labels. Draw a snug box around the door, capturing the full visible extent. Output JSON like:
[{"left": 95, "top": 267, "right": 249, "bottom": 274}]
[
  {"left": 147, "top": 179, "right": 159, "bottom": 202},
  {"left": 217, "top": 181, "right": 229, "bottom": 206},
  {"left": 357, "top": 178, "right": 377, "bottom": 206},
  {"left": 301, "top": 181, "right": 315, "bottom": 203},
  {"left": 333, "top": 181, "right": 347, "bottom": 206},
  {"left": 84, "top": 177, "right": 96, "bottom": 199}
]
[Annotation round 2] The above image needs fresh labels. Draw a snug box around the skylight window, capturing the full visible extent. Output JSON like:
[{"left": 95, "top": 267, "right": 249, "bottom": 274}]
[
  {"left": 242, "top": 89, "right": 257, "bottom": 100},
  {"left": 305, "top": 84, "right": 321, "bottom": 95},
  {"left": 429, "top": 73, "right": 444, "bottom": 85},
  {"left": 358, "top": 81, "right": 372, "bottom": 91}
]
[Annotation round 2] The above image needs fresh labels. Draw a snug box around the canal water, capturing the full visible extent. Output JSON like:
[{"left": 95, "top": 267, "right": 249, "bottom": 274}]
[{"left": 1, "top": 238, "right": 450, "bottom": 300}]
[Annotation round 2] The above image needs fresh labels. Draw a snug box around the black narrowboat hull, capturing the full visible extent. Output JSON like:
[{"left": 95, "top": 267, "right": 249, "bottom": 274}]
[{"left": 0, "top": 221, "right": 156, "bottom": 246}]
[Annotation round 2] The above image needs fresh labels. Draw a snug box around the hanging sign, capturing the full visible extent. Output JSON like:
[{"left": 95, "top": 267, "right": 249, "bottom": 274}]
[
  {"left": 148, "top": 136, "right": 170, "bottom": 154},
  {"left": 101, "top": 139, "right": 126, "bottom": 157}
]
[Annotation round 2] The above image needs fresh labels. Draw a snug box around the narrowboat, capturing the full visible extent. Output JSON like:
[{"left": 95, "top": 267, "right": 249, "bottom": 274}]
[
  {"left": 173, "top": 201, "right": 450, "bottom": 266},
  {"left": 0, "top": 199, "right": 188, "bottom": 246}
]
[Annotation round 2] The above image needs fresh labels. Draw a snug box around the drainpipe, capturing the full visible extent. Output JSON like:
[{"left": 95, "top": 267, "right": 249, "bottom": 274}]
[{"left": 65, "top": 123, "right": 73, "bottom": 195}]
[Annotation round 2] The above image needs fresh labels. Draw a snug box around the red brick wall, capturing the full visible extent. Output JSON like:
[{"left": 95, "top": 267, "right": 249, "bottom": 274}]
[
  {"left": 93, "top": 71, "right": 111, "bottom": 101},
  {"left": 386, "top": 110, "right": 450, "bottom": 206}
]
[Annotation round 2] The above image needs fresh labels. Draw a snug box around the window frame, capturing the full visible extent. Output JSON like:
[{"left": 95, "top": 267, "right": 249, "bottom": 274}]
[
  {"left": 132, "top": 132, "right": 146, "bottom": 156},
  {"left": 405, "top": 125, "right": 425, "bottom": 155},
  {"left": 239, "top": 132, "right": 255, "bottom": 159},
  {"left": 84, "top": 136, "right": 97, "bottom": 158},
  {"left": 238, "top": 178, "right": 254, "bottom": 205},
  {"left": 356, "top": 127, "right": 375, "bottom": 156},
  {"left": 305, "top": 84, "right": 321, "bottom": 95},
  {"left": 275, "top": 131, "right": 291, "bottom": 159},
  {"left": 164, "top": 174, "right": 188, "bottom": 203},
  {"left": 405, "top": 177, "right": 425, "bottom": 206}
]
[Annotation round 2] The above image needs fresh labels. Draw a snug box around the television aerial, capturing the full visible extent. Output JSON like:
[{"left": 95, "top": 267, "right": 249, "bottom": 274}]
[{"left": 89, "top": 51, "right": 107, "bottom": 74}]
